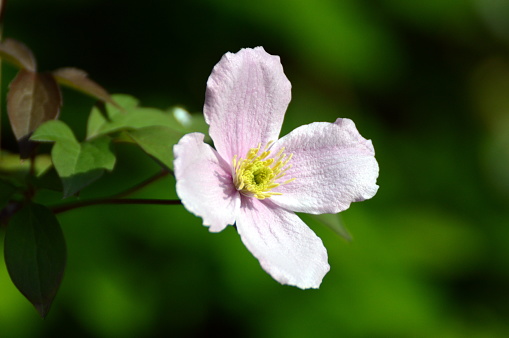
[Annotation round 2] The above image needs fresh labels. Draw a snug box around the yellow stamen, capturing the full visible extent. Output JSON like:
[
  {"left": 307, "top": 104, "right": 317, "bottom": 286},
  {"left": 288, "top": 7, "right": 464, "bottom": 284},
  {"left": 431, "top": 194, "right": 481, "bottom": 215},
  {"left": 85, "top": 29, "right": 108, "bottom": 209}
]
[{"left": 232, "top": 142, "right": 295, "bottom": 199}]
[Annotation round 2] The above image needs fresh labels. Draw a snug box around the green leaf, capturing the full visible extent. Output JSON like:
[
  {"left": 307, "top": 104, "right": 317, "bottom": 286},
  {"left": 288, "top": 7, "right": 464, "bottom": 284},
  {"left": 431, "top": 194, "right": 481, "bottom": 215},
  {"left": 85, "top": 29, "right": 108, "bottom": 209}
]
[
  {"left": 106, "top": 94, "right": 139, "bottom": 114},
  {"left": 92, "top": 107, "right": 183, "bottom": 138},
  {"left": 85, "top": 94, "right": 139, "bottom": 140},
  {"left": 86, "top": 105, "right": 109, "bottom": 140},
  {"left": 301, "top": 213, "right": 353, "bottom": 242},
  {"left": 30, "top": 119, "right": 76, "bottom": 143},
  {"left": 31, "top": 120, "right": 116, "bottom": 197},
  {"left": 4, "top": 203, "right": 67, "bottom": 318},
  {"left": 128, "top": 126, "right": 183, "bottom": 170},
  {"left": 84, "top": 95, "right": 208, "bottom": 170},
  {"left": 86, "top": 94, "right": 187, "bottom": 139}
]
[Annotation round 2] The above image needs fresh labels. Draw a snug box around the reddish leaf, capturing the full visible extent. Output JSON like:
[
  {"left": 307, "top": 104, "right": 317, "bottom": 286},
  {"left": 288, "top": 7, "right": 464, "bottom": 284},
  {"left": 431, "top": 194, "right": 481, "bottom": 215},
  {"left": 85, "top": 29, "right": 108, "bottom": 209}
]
[
  {"left": 0, "top": 38, "right": 37, "bottom": 71},
  {"left": 0, "top": 0, "right": 6, "bottom": 24},
  {"left": 7, "top": 70, "right": 62, "bottom": 157},
  {"left": 7, "top": 70, "right": 62, "bottom": 140},
  {"left": 53, "top": 67, "right": 116, "bottom": 106}
]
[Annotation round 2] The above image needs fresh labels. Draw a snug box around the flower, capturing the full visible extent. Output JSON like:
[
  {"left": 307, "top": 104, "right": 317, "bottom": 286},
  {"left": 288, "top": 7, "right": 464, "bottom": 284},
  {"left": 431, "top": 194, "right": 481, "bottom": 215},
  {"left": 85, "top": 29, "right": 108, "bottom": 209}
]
[{"left": 174, "top": 47, "right": 379, "bottom": 289}]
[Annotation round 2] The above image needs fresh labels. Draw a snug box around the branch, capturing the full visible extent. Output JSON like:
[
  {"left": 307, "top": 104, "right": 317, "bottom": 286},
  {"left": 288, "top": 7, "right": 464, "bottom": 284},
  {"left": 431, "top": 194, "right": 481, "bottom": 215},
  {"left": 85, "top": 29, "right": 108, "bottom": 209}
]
[
  {"left": 48, "top": 168, "right": 176, "bottom": 215},
  {"left": 51, "top": 198, "right": 182, "bottom": 215}
]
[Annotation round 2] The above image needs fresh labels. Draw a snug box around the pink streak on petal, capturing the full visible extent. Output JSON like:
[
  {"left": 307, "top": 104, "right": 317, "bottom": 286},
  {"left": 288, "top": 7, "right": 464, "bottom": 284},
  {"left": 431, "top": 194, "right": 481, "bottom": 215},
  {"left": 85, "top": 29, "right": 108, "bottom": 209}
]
[
  {"left": 174, "top": 133, "right": 240, "bottom": 232},
  {"left": 236, "top": 197, "right": 330, "bottom": 289},
  {"left": 204, "top": 47, "right": 292, "bottom": 162},
  {"left": 270, "top": 118, "right": 379, "bottom": 214}
]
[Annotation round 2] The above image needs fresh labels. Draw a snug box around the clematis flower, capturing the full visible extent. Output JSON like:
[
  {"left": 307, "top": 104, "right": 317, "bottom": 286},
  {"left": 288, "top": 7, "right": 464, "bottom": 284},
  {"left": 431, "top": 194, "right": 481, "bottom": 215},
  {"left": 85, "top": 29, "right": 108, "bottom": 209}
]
[{"left": 174, "top": 47, "right": 379, "bottom": 289}]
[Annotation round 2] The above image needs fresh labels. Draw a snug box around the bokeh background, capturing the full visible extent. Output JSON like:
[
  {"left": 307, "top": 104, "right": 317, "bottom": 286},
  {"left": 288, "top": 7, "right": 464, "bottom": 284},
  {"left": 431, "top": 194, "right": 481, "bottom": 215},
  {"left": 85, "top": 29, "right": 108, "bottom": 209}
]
[{"left": 2, "top": 0, "right": 509, "bottom": 336}]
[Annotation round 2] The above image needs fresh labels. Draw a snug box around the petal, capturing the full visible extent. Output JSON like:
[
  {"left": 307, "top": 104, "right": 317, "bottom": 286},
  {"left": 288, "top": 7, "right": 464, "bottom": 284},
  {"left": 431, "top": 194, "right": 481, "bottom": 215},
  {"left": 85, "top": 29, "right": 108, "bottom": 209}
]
[
  {"left": 270, "top": 118, "right": 379, "bottom": 214},
  {"left": 174, "top": 133, "right": 240, "bottom": 232},
  {"left": 204, "top": 47, "right": 291, "bottom": 162},
  {"left": 236, "top": 197, "right": 330, "bottom": 289}
]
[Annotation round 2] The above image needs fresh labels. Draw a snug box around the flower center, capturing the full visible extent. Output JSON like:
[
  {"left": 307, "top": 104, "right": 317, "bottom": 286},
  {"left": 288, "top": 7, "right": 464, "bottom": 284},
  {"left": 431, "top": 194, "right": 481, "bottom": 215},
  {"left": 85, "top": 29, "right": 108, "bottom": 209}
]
[{"left": 232, "top": 142, "right": 295, "bottom": 199}]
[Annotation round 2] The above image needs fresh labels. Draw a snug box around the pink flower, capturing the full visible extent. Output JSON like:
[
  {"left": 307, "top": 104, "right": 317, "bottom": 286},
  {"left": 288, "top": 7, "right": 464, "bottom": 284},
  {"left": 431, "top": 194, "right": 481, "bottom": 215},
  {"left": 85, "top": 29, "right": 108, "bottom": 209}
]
[{"left": 174, "top": 47, "right": 379, "bottom": 289}]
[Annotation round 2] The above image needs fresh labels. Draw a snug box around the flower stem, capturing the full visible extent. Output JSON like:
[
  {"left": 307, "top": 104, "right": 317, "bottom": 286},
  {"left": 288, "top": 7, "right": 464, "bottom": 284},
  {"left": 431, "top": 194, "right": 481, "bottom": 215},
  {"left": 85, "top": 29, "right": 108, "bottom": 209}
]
[{"left": 51, "top": 198, "right": 182, "bottom": 215}]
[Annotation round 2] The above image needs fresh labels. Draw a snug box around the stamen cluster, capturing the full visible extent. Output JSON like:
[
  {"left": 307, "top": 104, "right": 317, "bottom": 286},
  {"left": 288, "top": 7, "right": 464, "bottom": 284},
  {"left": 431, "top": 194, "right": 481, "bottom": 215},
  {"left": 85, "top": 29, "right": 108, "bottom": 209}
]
[{"left": 233, "top": 142, "right": 295, "bottom": 199}]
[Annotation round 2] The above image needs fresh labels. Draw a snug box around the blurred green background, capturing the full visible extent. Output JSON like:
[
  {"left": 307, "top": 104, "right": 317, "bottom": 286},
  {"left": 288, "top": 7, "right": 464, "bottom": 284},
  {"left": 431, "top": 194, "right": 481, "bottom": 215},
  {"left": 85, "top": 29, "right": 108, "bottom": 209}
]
[{"left": 2, "top": 0, "right": 509, "bottom": 336}]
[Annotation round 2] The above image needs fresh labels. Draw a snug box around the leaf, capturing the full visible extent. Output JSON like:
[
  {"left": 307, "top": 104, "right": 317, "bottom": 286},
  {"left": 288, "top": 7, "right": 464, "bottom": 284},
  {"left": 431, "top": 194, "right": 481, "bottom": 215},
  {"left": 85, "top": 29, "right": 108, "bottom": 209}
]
[
  {"left": 7, "top": 70, "right": 62, "bottom": 158},
  {"left": 86, "top": 94, "right": 139, "bottom": 139},
  {"left": 0, "top": 38, "right": 37, "bottom": 71},
  {"left": 128, "top": 126, "right": 183, "bottom": 170},
  {"left": 7, "top": 70, "right": 62, "bottom": 140},
  {"left": 106, "top": 94, "right": 140, "bottom": 113},
  {"left": 0, "top": 0, "right": 6, "bottom": 24},
  {"left": 4, "top": 203, "right": 67, "bottom": 318},
  {"left": 31, "top": 120, "right": 116, "bottom": 197},
  {"left": 89, "top": 107, "right": 185, "bottom": 139},
  {"left": 108, "top": 107, "right": 183, "bottom": 133},
  {"left": 86, "top": 94, "right": 197, "bottom": 141},
  {"left": 52, "top": 67, "right": 117, "bottom": 106},
  {"left": 86, "top": 104, "right": 109, "bottom": 139},
  {"left": 84, "top": 95, "right": 208, "bottom": 170}
]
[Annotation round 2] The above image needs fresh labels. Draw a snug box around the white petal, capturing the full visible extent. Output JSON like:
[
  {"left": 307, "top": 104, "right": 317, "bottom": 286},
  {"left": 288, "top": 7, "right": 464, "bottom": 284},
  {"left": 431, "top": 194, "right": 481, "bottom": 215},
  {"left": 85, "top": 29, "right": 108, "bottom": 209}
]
[
  {"left": 204, "top": 47, "right": 291, "bottom": 162},
  {"left": 236, "top": 197, "right": 330, "bottom": 289},
  {"left": 174, "top": 133, "right": 240, "bottom": 232},
  {"left": 270, "top": 118, "right": 379, "bottom": 214}
]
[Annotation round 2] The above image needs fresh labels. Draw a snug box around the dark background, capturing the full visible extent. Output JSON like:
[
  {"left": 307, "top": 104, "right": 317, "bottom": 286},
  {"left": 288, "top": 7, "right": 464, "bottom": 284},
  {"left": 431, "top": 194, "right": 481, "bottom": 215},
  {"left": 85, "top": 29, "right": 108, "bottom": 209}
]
[{"left": 1, "top": 0, "right": 509, "bottom": 336}]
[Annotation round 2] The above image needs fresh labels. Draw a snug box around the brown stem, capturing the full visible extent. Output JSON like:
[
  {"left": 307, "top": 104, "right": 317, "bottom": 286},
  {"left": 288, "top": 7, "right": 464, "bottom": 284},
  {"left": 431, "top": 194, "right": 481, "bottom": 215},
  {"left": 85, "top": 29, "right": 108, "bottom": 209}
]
[
  {"left": 0, "top": 21, "right": 3, "bottom": 152},
  {"left": 50, "top": 169, "right": 176, "bottom": 215},
  {"left": 51, "top": 198, "right": 182, "bottom": 215}
]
